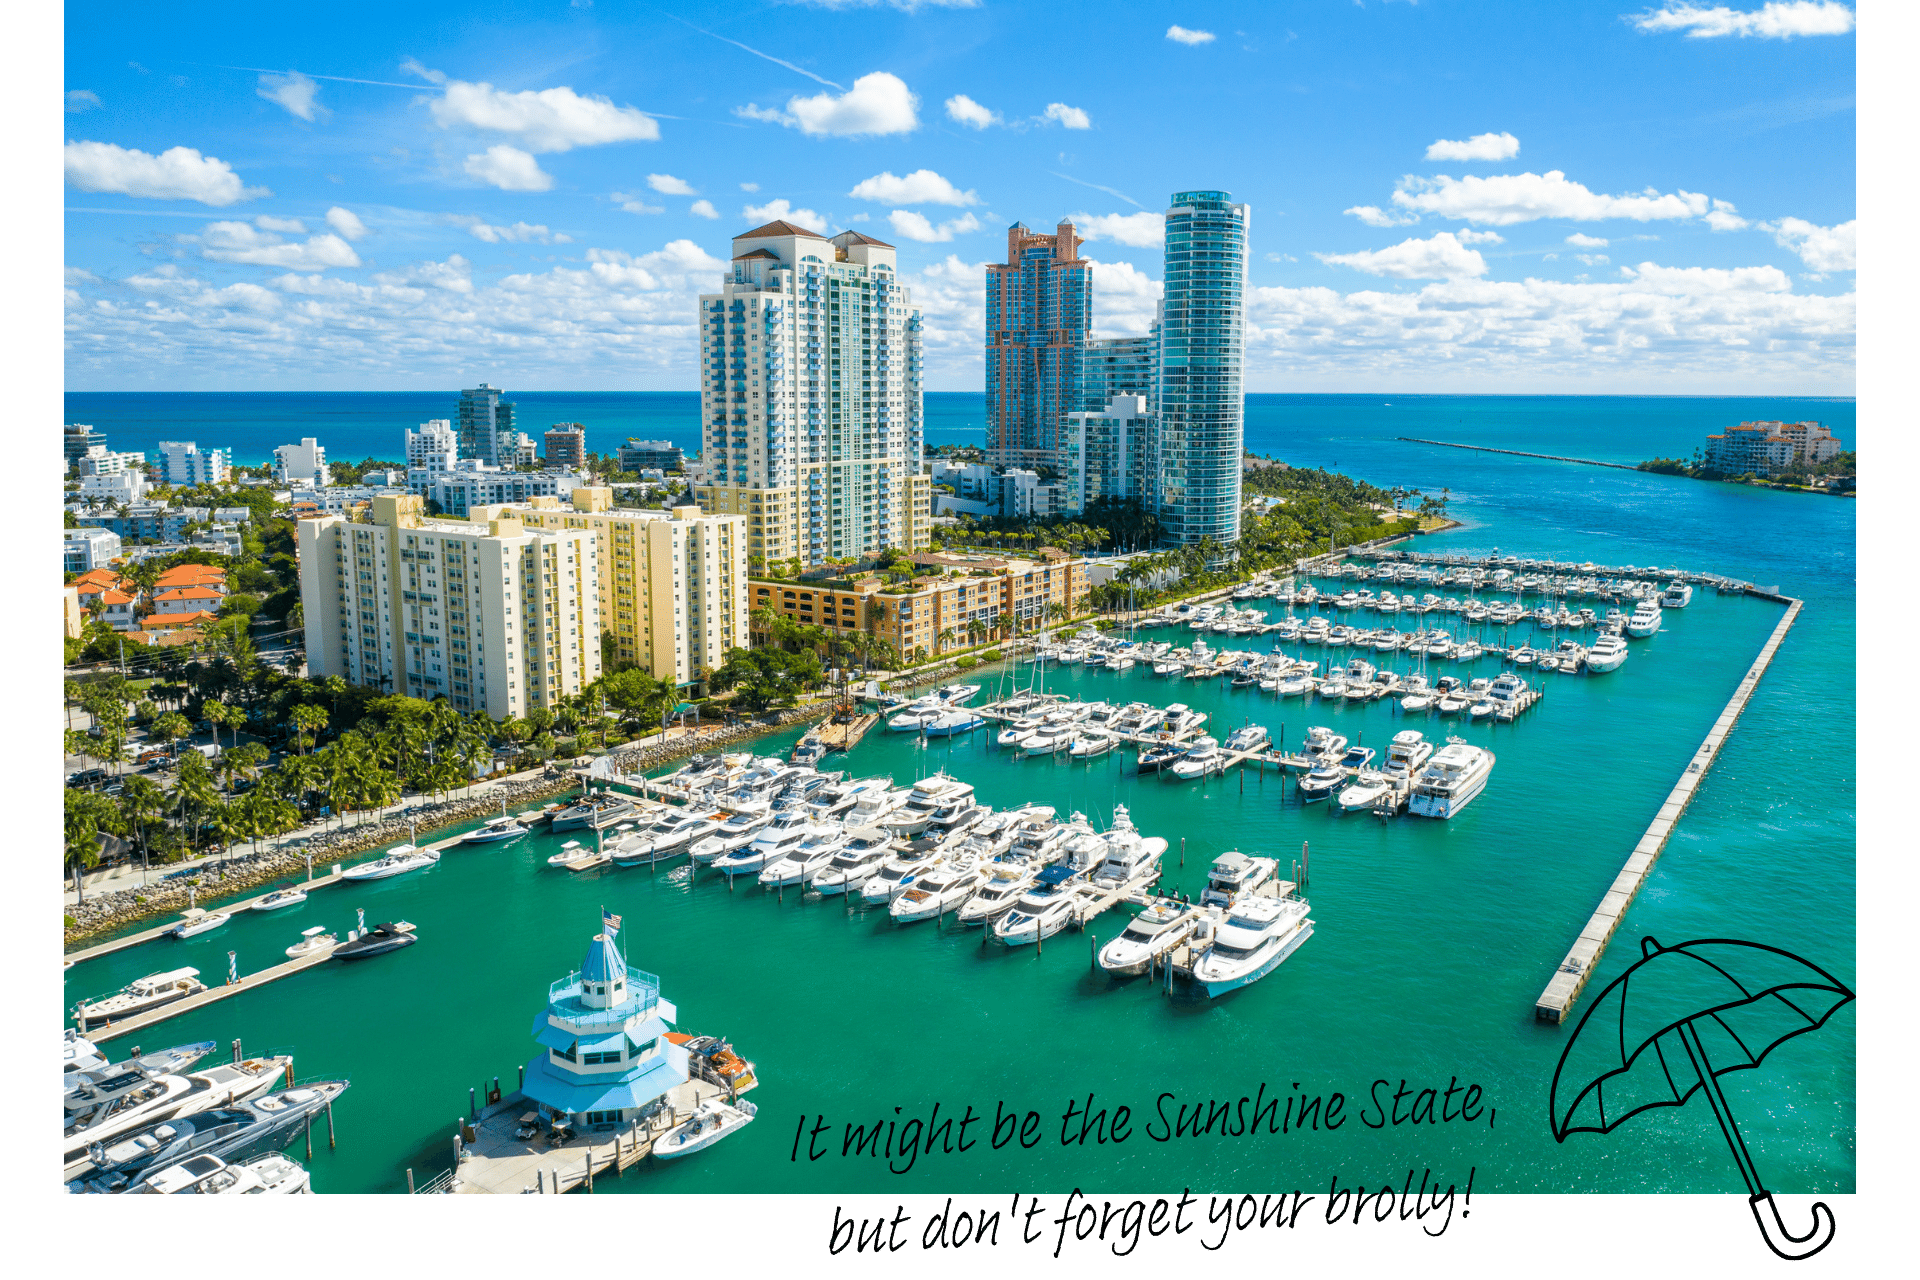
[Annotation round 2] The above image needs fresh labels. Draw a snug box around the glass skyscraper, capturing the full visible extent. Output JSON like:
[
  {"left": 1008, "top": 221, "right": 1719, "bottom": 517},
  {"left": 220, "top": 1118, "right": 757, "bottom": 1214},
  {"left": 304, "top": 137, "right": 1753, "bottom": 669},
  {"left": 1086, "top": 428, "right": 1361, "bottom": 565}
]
[
  {"left": 985, "top": 221, "right": 1092, "bottom": 471},
  {"left": 1155, "top": 191, "right": 1248, "bottom": 547},
  {"left": 458, "top": 383, "right": 516, "bottom": 466}
]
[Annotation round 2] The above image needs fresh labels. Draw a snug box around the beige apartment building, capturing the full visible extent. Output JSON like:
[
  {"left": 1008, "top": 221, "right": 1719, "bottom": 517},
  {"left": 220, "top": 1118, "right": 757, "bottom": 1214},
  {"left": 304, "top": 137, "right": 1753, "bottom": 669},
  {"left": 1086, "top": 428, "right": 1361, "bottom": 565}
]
[
  {"left": 299, "top": 493, "right": 598, "bottom": 719},
  {"left": 475, "top": 488, "right": 747, "bottom": 690}
]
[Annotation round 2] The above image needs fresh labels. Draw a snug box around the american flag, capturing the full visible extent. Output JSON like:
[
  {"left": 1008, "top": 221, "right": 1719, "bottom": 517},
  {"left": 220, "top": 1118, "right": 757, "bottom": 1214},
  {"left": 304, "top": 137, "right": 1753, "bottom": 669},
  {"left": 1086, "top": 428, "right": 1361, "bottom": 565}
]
[{"left": 602, "top": 908, "right": 622, "bottom": 935}]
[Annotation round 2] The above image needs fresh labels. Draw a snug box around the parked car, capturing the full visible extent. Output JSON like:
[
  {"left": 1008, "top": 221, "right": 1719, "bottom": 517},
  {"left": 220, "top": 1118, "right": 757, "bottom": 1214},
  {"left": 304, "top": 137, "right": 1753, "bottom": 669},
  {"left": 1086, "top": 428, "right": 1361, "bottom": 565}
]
[{"left": 66, "top": 767, "right": 108, "bottom": 788}]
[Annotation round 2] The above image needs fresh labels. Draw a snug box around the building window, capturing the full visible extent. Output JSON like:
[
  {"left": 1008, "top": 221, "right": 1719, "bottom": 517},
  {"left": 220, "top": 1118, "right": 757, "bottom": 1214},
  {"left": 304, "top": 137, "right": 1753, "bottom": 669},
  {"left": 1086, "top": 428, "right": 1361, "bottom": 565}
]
[{"left": 552, "top": 1041, "right": 578, "bottom": 1063}]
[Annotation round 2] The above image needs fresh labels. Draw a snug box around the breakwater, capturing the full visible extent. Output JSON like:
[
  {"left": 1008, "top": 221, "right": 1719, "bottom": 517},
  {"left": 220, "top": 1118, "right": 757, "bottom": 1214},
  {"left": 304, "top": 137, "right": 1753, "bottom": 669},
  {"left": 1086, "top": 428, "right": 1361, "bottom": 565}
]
[{"left": 1397, "top": 437, "right": 1639, "bottom": 471}]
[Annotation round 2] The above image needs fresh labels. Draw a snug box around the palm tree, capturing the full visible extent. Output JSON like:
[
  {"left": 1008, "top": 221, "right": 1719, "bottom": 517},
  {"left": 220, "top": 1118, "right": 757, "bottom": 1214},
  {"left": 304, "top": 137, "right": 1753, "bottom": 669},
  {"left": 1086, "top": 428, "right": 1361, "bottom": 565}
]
[
  {"left": 204, "top": 698, "right": 243, "bottom": 753},
  {"left": 936, "top": 627, "right": 957, "bottom": 654},
  {"left": 289, "top": 703, "right": 328, "bottom": 754},
  {"left": 117, "top": 775, "right": 167, "bottom": 876}
]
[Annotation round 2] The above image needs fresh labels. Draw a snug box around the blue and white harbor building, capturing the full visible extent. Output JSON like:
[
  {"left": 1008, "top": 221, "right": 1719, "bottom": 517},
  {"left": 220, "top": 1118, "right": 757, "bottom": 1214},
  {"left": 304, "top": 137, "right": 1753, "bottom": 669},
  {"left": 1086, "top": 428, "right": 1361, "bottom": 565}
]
[{"left": 521, "top": 925, "right": 690, "bottom": 1129}]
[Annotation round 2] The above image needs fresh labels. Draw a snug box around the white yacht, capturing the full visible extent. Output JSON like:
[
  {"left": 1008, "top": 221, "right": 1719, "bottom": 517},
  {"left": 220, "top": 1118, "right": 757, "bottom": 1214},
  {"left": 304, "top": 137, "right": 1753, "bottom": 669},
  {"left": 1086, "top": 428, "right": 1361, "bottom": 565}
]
[
  {"left": 1160, "top": 704, "right": 1207, "bottom": 736},
  {"left": 860, "top": 842, "right": 946, "bottom": 904},
  {"left": 1383, "top": 730, "right": 1434, "bottom": 780},
  {"left": 758, "top": 825, "right": 850, "bottom": 887},
  {"left": 615, "top": 810, "right": 720, "bottom": 865},
  {"left": 991, "top": 865, "right": 1086, "bottom": 945},
  {"left": 284, "top": 926, "right": 337, "bottom": 959},
  {"left": 1168, "top": 736, "right": 1224, "bottom": 780},
  {"left": 653, "top": 1098, "right": 757, "bottom": 1160},
  {"left": 545, "top": 839, "right": 607, "bottom": 872},
  {"left": 715, "top": 812, "right": 817, "bottom": 877},
  {"left": 890, "top": 857, "right": 987, "bottom": 923},
  {"left": 252, "top": 887, "right": 308, "bottom": 912},
  {"left": 1097, "top": 901, "right": 1210, "bottom": 976},
  {"left": 1585, "top": 633, "right": 1629, "bottom": 673},
  {"left": 1223, "top": 724, "right": 1270, "bottom": 753},
  {"left": 841, "top": 785, "right": 909, "bottom": 828},
  {"left": 342, "top": 845, "right": 439, "bottom": 881},
  {"left": 954, "top": 861, "right": 1040, "bottom": 925},
  {"left": 65, "top": 1056, "right": 290, "bottom": 1164},
  {"left": 131, "top": 1152, "right": 311, "bottom": 1195},
  {"left": 880, "top": 775, "right": 975, "bottom": 835},
  {"left": 1087, "top": 804, "right": 1168, "bottom": 888},
  {"left": 76, "top": 968, "right": 208, "bottom": 1029},
  {"left": 1336, "top": 770, "right": 1396, "bottom": 813},
  {"left": 462, "top": 815, "right": 529, "bottom": 844},
  {"left": 1067, "top": 729, "right": 1119, "bottom": 759},
  {"left": 1627, "top": 600, "right": 1663, "bottom": 637},
  {"left": 1301, "top": 726, "right": 1347, "bottom": 761},
  {"left": 689, "top": 810, "right": 774, "bottom": 862},
  {"left": 1408, "top": 740, "right": 1497, "bottom": 818},
  {"left": 996, "top": 715, "right": 1046, "bottom": 748},
  {"left": 166, "top": 908, "right": 231, "bottom": 939},
  {"left": 1297, "top": 758, "right": 1347, "bottom": 801},
  {"left": 1191, "top": 894, "right": 1314, "bottom": 998},
  {"left": 807, "top": 827, "right": 895, "bottom": 895},
  {"left": 1659, "top": 581, "right": 1693, "bottom": 608},
  {"left": 1199, "top": 851, "right": 1278, "bottom": 908}
]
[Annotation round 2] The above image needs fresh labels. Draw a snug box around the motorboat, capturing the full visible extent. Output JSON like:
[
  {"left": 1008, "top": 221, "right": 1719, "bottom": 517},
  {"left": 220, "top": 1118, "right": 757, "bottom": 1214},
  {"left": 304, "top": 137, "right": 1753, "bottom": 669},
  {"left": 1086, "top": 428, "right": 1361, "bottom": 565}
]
[
  {"left": 1223, "top": 724, "right": 1270, "bottom": 753},
  {"left": 934, "top": 683, "right": 982, "bottom": 706},
  {"left": 614, "top": 810, "right": 721, "bottom": 866},
  {"left": 653, "top": 1098, "right": 757, "bottom": 1160},
  {"left": 64, "top": 1030, "right": 109, "bottom": 1080},
  {"left": 1022, "top": 725, "right": 1076, "bottom": 756},
  {"left": 759, "top": 826, "right": 850, "bottom": 887},
  {"left": 341, "top": 844, "right": 439, "bottom": 881},
  {"left": 1067, "top": 730, "right": 1118, "bottom": 759},
  {"left": 1191, "top": 894, "right": 1314, "bottom": 998},
  {"left": 1316, "top": 676, "right": 1347, "bottom": 700},
  {"left": 1199, "top": 852, "right": 1277, "bottom": 912},
  {"left": 462, "top": 815, "right": 529, "bottom": 845},
  {"left": 69, "top": 1078, "right": 348, "bottom": 1190},
  {"left": 996, "top": 716, "right": 1045, "bottom": 747},
  {"left": 841, "top": 785, "right": 909, "bottom": 828},
  {"left": 689, "top": 810, "right": 773, "bottom": 862},
  {"left": 1168, "top": 736, "right": 1225, "bottom": 780},
  {"left": 715, "top": 812, "right": 817, "bottom": 877},
  {"left": 1408, "top": 740, "right": 1497, "bottom": 819},
  {"left": 921, "top": 708, "right": 986, "bottom": 737},
  {"left": 805, "top": 775, "right": 893, "bottom": 822},
  {"left": 1087, "top": 804, "right": 1168, "bottom": 888},
  {"left": 890, "top": 857, "right": 986, "bottom": 923},
  {"left": 167, "top": 909, "right": 231, "bottom": 939},
  {"left": 76, "top": 968, "right": 207, "bottom": 1029},
  {"left": 546, "top": 839, "right": 608, "bottom": 872},
  {"left": 1384, "top": 730, "right": 1433, "bottom": 777},
  {"left": 1297, "top": 759, "right": 1346, "bottom": 801},
  {"left": 991, "top": 866, "right": 1086, "bottom": 946},
  {"left": 954, "top": 861, "right": 1040, "bottom": 925},
  {"left": 64, "top": 1055, "right": 291, "bottom": 1164},
  {"left": 1136, "top": 742, "right": 1184, "bottom": 774},
  {"left": 879, "top": 775, "right": 975, "bottom": 836},
  {"left": 550, "top": 793, "right": 638, "bottom": 832},
  {"left": 789, "top": 735, "right": 828, "bottom": 767},
  {"left": 284, "top": 926, "right": 337, "bottom": 959},
  {"left": 1336, "top": 770, "right": 1395, "bottom": 813},
  {"left": 1160, "top": 704, "right": 1207, "bottom": 737},
  {"left": 924, "top": 801, "right": 988, "bottom": 843},
  {"left": 1627, "top": 600, "right": 1663, "bottom": 637},
  {"left": 1437, "top": 689, "right": 1468, "bottom": 715},
  {"left": 251, "top": 887, "right": 307, "bottom": 912},
  {"left": 332, "top": 920, "right": 417, "bottom": 959},
  {"left": 1097, "top": 900, "right": 1209, "bottom": 975},
  {"left": 1660, "top": 582, "right": 1693, "bottom": 608},
  {"left": 128, "top": 1151, "right": 312, "bottom": 1194},
  {"left": 861, "top": 841, "right": 946, "bottom": 904},
  {"left": 1276, "top": 674, "right": 1312, "bottom": 697},
  {"left": 1301, "top": 726, "right": 1347, "bottom": 761},
  {"left": 1585, "top": 633, "right": 1629, "bottom": 673},
  {"left": 808, "top": 827, "right": 896, "bottom": 895}
]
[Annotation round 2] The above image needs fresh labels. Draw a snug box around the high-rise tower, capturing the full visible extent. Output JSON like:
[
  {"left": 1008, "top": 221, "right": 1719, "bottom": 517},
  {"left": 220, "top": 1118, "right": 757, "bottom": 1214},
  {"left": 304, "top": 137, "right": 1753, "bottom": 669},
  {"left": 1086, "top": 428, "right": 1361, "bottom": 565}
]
[
  {"left": 693, "top": 221, "right": 930, "bottom": 568},
  {"left": 1156, "top": 191, "right": 1249, "bottom": 546},
  {"left": 985, "top": 221, "right": 1092, "bottom": 471},
  {"left": 458, "top": 383, "right": 517, "bottom": 466}
]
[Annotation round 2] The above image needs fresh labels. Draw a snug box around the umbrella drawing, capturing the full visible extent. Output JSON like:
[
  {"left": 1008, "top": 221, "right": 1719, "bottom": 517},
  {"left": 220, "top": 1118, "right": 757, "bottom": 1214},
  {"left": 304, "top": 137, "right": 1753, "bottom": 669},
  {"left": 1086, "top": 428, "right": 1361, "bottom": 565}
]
[{"left": 1550, "top": 936, "right": 1854, "bottom": 1261}]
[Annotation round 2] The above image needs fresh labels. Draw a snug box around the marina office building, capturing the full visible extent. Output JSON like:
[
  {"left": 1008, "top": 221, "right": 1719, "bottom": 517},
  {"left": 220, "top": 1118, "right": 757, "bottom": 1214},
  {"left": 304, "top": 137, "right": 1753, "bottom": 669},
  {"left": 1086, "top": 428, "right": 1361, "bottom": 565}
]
[
  {"left": 691, "top": 220, "right": 931, "bottom": 568},
  {"left": 299, "top": 494, "right": 600, "bottom": 719}
]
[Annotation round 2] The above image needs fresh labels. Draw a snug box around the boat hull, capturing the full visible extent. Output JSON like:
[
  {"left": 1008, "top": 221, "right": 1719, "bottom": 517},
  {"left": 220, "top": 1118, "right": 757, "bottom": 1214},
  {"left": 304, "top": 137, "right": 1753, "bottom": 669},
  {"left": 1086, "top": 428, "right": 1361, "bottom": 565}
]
[{"left": 1200, "top": 923, "right": 1313, "bottom": 998}]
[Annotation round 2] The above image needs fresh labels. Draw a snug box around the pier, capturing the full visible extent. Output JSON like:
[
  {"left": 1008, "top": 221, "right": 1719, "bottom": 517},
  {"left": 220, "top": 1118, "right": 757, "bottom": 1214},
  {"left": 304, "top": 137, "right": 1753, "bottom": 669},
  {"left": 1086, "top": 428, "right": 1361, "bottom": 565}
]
[
  {"left": 817, "top": 711, "right": 879, "bottom": 753},
  {"left": 1533, "top": 596, "right": 1804, "bottom": 1023},
  {"left": 1396, "top": 437, "right": 1641, "bottom": 471},
  {"left": 445, "top": 1078, "right": 728, "bottom": 1194},
  {"left": 86, "top": 943, "right": 344, "bottom": 1042},
  {"left": 64, "top": 867, "right": 348, "bottom": 964}
]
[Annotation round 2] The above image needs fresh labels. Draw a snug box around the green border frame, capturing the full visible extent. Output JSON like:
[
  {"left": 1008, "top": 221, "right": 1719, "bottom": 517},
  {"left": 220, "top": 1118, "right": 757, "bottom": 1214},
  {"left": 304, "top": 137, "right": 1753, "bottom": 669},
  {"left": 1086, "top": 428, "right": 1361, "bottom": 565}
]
[{"left": 18, "top": 5, "right": 1904, "bottom": 1274}]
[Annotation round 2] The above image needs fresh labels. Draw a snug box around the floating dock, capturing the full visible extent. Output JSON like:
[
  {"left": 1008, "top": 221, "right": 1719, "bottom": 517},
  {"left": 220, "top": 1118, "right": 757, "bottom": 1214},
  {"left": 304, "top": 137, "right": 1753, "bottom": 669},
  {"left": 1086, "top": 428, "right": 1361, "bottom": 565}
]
[
  {"left": 1533, "top": 597, "right": 1803, "bottom": 1023},
  {"left": 86, "top": 943, "right": 343, "bottom": 1042},
  {"left": 817, "top": 712, "right": 879, "bottom": 753},
  {"left": 65, "top": 867, "right": 347, "bottom": 964},
  {"left": 445, "top": 1078, "right": 728, "bottom": 1194}
]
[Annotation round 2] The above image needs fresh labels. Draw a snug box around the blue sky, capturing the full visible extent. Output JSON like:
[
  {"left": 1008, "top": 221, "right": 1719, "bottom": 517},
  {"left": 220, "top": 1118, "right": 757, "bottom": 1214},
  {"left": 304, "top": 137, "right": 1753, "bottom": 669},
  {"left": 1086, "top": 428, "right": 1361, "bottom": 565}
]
[{"left": 63, "top": 0, "right": 1856, "bottom": 393}]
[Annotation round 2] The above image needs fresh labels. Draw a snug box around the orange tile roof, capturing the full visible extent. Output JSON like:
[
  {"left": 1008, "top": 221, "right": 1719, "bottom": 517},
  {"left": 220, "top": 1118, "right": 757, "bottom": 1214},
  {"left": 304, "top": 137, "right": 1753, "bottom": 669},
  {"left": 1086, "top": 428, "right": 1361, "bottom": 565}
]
[
  {"left": 141, "top": 609, "right": 220, "bottom": 630},
  {"left": 73, "top": 568, "right": 124, "bottom": 590},
  {"left": 155, "top": 564, "right": 226, "bottom": 585},
  {"left": 99, "top": 589, "right": 137, "bottom": 606},
  {"left": 155, "top": 585, "right": 224, "bottom": 602}
]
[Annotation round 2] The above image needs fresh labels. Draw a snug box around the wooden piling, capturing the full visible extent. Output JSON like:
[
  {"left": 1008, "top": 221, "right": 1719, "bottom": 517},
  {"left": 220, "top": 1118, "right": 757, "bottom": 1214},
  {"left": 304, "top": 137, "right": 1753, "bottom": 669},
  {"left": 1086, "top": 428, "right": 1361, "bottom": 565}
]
[{"left": 327, "top": 1099, "right": 336, "bottom": 1149}]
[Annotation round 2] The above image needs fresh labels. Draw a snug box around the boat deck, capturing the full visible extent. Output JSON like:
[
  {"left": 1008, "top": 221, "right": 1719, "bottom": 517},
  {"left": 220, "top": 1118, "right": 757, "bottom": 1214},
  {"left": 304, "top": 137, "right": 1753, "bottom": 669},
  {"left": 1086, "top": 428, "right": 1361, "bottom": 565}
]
[{"left": 448, "top": 1078, "right": 726, "bottom": 1194}]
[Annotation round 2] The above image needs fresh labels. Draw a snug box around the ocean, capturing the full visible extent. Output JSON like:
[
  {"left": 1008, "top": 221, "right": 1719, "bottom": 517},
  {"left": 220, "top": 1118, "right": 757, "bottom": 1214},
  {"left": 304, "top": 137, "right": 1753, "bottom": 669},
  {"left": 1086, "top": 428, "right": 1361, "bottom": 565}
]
[{"left": 62, "top": 394, "right": 1855, "bottom": 1196}]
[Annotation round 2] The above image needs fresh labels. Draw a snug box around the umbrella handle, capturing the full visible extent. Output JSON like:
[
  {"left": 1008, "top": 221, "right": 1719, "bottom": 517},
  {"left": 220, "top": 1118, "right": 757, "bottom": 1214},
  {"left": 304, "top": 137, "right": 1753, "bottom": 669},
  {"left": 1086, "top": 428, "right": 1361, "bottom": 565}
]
[{"left": 1747, "top": 1192, "right": 1835, "bottom": 1261}]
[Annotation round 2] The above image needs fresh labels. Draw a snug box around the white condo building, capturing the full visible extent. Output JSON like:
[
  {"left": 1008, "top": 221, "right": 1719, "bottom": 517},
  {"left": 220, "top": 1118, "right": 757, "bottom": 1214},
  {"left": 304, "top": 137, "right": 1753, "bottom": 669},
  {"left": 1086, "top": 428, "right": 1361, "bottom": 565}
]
[
  {"left": 692, "top": 220, "right": 930, "bottom": 567},
  {"left": 158, "top": 441, "right": 231, "bottom": 487},
  {"left": 299, "top": 494, "right": 600, "bottom": 718},
  {"left": 273, "top": 437, "right": 331, "bottom": 488}
]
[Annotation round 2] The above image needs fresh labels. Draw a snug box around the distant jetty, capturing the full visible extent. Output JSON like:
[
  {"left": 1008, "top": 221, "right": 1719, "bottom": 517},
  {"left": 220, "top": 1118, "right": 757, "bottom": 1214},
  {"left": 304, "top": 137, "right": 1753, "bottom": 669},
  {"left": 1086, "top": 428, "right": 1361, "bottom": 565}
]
[{"left": 1396, "top": 437, "right": 1637, "bottom": 471}]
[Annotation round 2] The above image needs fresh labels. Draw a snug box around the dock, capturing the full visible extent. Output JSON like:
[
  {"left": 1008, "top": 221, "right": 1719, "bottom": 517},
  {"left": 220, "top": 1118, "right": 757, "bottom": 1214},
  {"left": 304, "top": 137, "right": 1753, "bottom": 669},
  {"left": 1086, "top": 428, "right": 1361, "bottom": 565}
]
[
  {"left": 86, "top": 942, "right": 344, "bottom": 1042},
  {"left": 65, "top": 867, "right": 348, "bottom": 964},
  {"left": 817, "top": 712, "right": 879, "bottom": 753},
  {"left": 445, "top": 1078, "right": 728, "bottom": 1194},
  {"left": 1533, "top": 597, "right": 1803, "bottom": 1022}
]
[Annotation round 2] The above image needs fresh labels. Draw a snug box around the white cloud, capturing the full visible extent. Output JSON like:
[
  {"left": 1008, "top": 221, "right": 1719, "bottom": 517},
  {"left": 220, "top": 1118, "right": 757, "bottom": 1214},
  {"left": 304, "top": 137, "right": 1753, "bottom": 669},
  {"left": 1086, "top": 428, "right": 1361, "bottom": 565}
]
[
  {"left": 195, "top": 221, "right": 362, "bottom": 270},
  {"left": 1629, "top": 2, "right": 1855, "bottom": 39},
  {"left": 850, "top": 169, "right": 978, "bottom": 206},
  {"left": 1456, "top": 229, "right": 1505, "bottom": 245},
  {"left": 1390, "top": 170, "right": 1711, "bottom": 225},
  {"left": 944, "top": 94, "right": 1000, "bottom": 129},
  {"left": 1070, "top": 211, "right": 1165, "bottom": 248},
  {"left": 1703, "top": 199, "right": 1749, "bottom": 232},
  {"left": 848, "top": 213, "right": 870, "bottom": 223},
  {"left": 888, "top": 210, "right": 982, "bottom": 243},
  {"left": 1425, "top": 132, "right": 1520, "bottom": 162},
  {"left": 612, "top": 191, "right": 665, "bottom": 215},
  {"left": 254, "top": 216, "right": 308, "bottom": 234},
  {"left": 1039, "top": 102, "right": 1091, "bottom": 130},
  {"left": 465, "top": 146, "right": 553, "bottom": 192},
  {"left": 257, "top": 71, "right": 325, "bottom": 122},
  {"left": 738, "top": 72, "right": 918, "bottom": 137},
  {"left": 1167, "top": 25, "right": 1216, "bottom": 45},
  {"left": 459, "top": 218, "right": 563, "bottom": 244},
  {"left": 1566, "top": 232, "right": 1611, "bottom": 247},
  {"left": 647, "top": 173, "right": 698, "bottom": 196},
  {"left": 428, "top": 77, "right": 659, "bottom": 151},
  {"left": 690, "top": 200, "right": 720, "bottom": 220},
  {"left": 740, "top": 182, "right": 760, "bottom": 192},
  {"left": 64, "top": 140, "right": 269, "bottom": 205},
  {"left": 743, "top": 198, "right": 827, "bottom": 231},
  {"left": 1345, "top": 205, "right": 1419, "bottom": 228},
  {"left": 66, "top": 90, "right": 101, "bottom": 113},
  {"left": 1576, "top": 253, "right": 1610, "bottom": 266},
  {"left": 326, "top": 207, "right": 368, "bottom": 241},
  {"left": 1764, "top": 217, "right": 1854, "bottom": 271},
  {"left": 1317, "top": 232, "right": 1490, "bottom": 280},
  {"left": 1086, "top": 259, "right": 1164, "bottom": 335}
]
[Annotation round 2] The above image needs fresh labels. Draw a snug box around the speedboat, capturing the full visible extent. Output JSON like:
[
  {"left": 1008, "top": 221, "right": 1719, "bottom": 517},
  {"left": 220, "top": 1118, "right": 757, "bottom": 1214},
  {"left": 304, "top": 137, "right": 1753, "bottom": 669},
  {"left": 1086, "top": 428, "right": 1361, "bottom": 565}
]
[
  {"left": 808, "top": 827, "right": 895, "bottom": 895},
  {"left": 546, "top": 839, "right": 608, "bottom": 872},
  {"left": 991, "top": 866, "right": 1086, "bottom": 946},
  {"left": 333, "top": 920, "right": 417, "bottom": 959},
  {"left": 934, "top": 683, "right": 982, "bottom": 706},
  {"left": 284, "top": 926, "right": 337, "bottom": 959},
  {"left": 653, "top": 1098, "right": 756, "bottom": 1160},
  {"left": 1136, "top": 742, "right": 1184, "bottom": 774},
  {"left": 550, "top": 793, "right": 637, "bottom": 832},
  {"left": 1097, "top": 900, "right": 1209, "bottom": 976},
  {"left": 997, "top": 716, "right": 1045, "bottom": 748},
  {"left": 251, "top": 887, "right": 307, "bottom": 912},
  {"left": 1223, "top": 724, "right": 1269, "bottom": 753},
  {"left": 1168, "top": 736, "right": 1224, "bottom": 780},
  {"left": 1586, "top": 633, "right": 1629, "bottom": 673},
  {"left": 1408, "top": 739, "right": 1497, "bottom": 819},
  {"left": 342, "top": 844, "right": 439, "bottom": 881},
  {"left": 167, "top": 909, "right": 231, "bottom": 939},
  {"left": 1336, "top": 770, "right": 1395, "bottom": 813},
  {"left": 954, "top": 861, "right": 1040, "bottom": 925},
  {"left": 463, "top": 815, "right": 529, "bottom": 844},
  {"left": 1022, "top": 725, "right": 1075, "bottom": 756},
  {"left": 1191, "top": 894, "right": 1314, "bottom": 998},
  {"left": 890, "top": 857, "right": 986, "bottom": 923},
  {"left": 75, "top": 968, "right": 207, "bottom": 1029},
  {"left": 1511, "top": 645, "right": 1536, "bottom": 667}
]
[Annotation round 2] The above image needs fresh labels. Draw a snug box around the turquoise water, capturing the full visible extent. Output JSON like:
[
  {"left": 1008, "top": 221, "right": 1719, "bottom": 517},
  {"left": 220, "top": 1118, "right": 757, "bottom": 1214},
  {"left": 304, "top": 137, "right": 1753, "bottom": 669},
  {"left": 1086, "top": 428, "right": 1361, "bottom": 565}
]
[{"left": 62, "top": 398, "right": 1854, "bottom": 1195}]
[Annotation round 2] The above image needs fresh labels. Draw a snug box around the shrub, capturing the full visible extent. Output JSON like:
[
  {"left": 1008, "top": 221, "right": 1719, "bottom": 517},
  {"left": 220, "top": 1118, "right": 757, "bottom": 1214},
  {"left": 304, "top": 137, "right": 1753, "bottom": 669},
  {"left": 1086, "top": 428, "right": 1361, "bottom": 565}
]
[
  {"left": 981, "top": 649, "right": 1002, "bottom": 662},
  {"left": 955, "top": 655, "right": 978, "bottom": 669}
]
